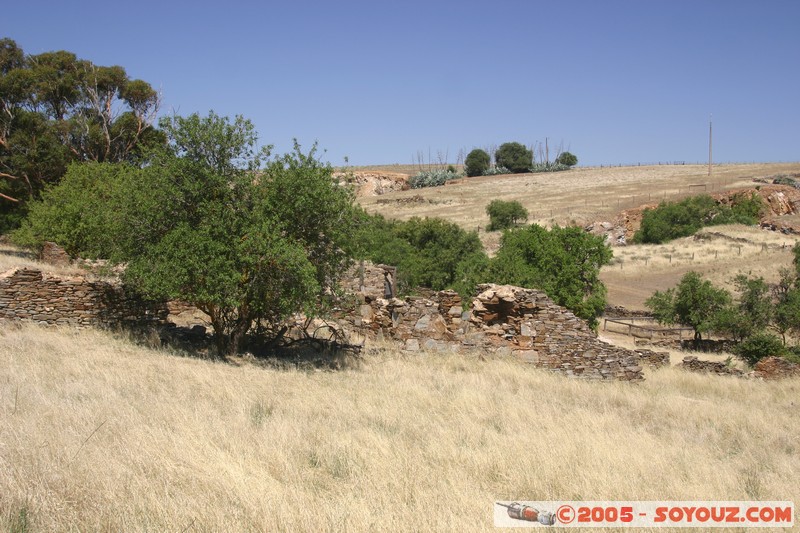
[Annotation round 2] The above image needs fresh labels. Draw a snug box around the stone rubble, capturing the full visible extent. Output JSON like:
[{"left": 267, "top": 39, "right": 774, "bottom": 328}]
[{"left": 334, "top": 264, "right": 669, "bottom": 381}]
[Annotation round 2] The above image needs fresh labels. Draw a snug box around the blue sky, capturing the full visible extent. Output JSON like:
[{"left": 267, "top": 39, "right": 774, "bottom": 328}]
[{"left": 4, "top": 1, "right": 799, "bottom": 166}]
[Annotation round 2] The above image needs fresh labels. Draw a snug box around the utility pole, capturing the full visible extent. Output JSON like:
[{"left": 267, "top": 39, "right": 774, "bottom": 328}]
[
  {"left": 708, "top": 114, "right": 713, "bottom": 177},
  {"left": 545, "top": 137, "right": 549, "bottom": 164}
]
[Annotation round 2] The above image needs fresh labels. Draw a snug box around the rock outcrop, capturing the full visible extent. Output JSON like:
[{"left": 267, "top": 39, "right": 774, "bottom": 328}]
[{"left": 753, "top": 356, "right": 800, "bottom": 380}]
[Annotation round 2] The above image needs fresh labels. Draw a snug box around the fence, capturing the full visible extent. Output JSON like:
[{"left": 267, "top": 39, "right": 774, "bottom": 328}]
[{"left": 603, "top": 317, "right": 694, "bottom": 340}]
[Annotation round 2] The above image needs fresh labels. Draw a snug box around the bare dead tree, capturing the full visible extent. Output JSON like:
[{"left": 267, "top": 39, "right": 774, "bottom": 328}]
[
  {"left": 436, "top": 148, "right": 449, "bottom": 169},
  {"left": 486, "top": 144, "right": 498, "bottom": 167},
  {"left": 455, "top": 147, "right": 466, "bottom": 167}
]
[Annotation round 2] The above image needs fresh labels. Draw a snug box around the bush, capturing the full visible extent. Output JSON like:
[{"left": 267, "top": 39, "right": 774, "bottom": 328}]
[
  {"left": 555, "top": 151, "right": 578, "bottom": 167},
  {"left": 350, "top": 212, "right": 486, "bottom": 294},
  {"left": 633, "top": 193, "right": 764, "bottom": 244},
  {"left": 408, "top": 169, "right": 460, "bottom": 189},
  {"left": 487, "top": 224, "right": 612, "bottom": 327},
  {"left": 13, "top": 162, "right": 135, "bottom": 257},
  {"left": 464, "top": 149, "right": 490, "bottom": 177},
  {"left": 482, "top": 166, "right": 511, "bottom": 176},
  {"left": 495, "top": 142, "right": 533, "bottom": 174},
  {"left": 735, "top": 332, "right": 786, "bottom": 366},
  {"left": 486, "top": 200, "right": 528, "bottom": 231},
  {"left": 772, "top": 175, "right": 800, "bottom": 188},
  {"left": 15, "top": 113, "right": 356, "bottom": 356}
]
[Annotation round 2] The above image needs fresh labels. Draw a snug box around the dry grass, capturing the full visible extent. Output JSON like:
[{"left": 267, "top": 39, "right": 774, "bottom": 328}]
[
  {"left": 1, "top": 323, "right": 798, "bottom": 532},
  {"left": 0, "top": 243, "right": 90, "bottom": 278},
  {"left": 601, "top": 224, "right": 800, "bottom": 309}
]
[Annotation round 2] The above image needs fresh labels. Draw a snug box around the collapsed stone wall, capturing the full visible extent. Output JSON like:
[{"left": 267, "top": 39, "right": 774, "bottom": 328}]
[
  {"left": 335, "top": 264, "right": 665, "bottom": 381},
  {"left": 680, "top": 355, "right": 744, "bottom": 377},
  {"left": 0, "top": 268, "right": 168, "bottom": 327}
]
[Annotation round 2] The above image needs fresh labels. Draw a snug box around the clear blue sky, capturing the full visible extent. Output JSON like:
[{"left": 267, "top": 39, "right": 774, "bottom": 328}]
[{"left": 4, "top": 1, "right": 799, "bottom": 166}]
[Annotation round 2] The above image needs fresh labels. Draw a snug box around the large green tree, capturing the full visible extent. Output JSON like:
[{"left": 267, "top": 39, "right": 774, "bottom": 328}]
[
  {"left": 16, "top": 112, "right": 356, "bottom": 355},
  {"left": 0, "top": 38, "right": 161, "bottom": 230}
]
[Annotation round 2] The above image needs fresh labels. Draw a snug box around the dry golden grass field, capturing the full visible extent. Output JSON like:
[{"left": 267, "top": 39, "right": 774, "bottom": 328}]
[
  {"left": 601, "top": 224, "right": 800, "bottom": 310},
  {"left": 356, "top": 163, "right": 800, "bottom": 309},
  {"left": 2, "top": 324, "right": 799, "bottom": 532}
]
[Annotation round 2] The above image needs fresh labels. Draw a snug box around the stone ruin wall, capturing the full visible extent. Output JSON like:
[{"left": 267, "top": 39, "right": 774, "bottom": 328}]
[
  {"left": 336, "top": 263, "right": 670, "bottom": 381},
  {"left": 0, "top": 261, "right": 669, "bottom": 381},
  {"left": 0, "top": 268, "right": 168, "bottom": 328}
]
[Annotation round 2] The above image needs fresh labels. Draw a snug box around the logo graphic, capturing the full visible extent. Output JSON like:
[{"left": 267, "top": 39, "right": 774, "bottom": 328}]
[{"left": 496, "top": 502, "right": 556, "bottom": 525}]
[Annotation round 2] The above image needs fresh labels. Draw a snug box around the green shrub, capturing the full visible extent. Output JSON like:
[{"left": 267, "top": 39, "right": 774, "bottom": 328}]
[
  {"left": 464, "top": 149, "right": 490, "bottom": 177},
  {"left": 555, "top": 151, "right": 578, "bottom": 167},
  {"left": 633, "top": 193, "right": 764, "bottom": 244},
  {"left": 350, "top": 212, "right": 486, "bottom": 294},
  {"left": 646, "top": 271, "right": 731, "bottom": 340},
  {"left": 772, "top": 175, "right": 800, "bottom": 188},
  {"left": 487, "top": 224, "right": 612, "bottom": 327},
  {"left": 12, "top": 162, "right": 136, "bottom": 257},
  {"left": 407, "top": 169, "right": 460, "bottom": 189},
  {"left": 495, "top": 142, "right": 533, "bottom": 174},
  {"left": 784, "top": 348, "right": 800, "bottom": 365},
  {"left": 486, "top": 200, "right": 528, "bottom": 231},
  {"left": 735, "top": 332, "right": 786, "bottom": 366}
]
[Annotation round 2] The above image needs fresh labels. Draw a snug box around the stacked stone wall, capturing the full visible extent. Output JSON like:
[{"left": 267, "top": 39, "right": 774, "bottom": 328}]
[{"left": 0, "top": 268, "right": 167, "bottom": 327}]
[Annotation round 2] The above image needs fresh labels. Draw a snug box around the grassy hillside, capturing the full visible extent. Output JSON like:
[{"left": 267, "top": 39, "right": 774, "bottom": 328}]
[
  {"left": 2, "top": 324, "right": 798, "bottom": 531},
  {"left": 357, "top": 163, "right": 800, "bottom": 308}
]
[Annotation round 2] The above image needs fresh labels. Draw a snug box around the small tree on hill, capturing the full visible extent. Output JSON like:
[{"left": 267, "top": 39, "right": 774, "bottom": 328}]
[
  {"left": 486, "top": 199, "right": 528, "bottom": 230},
  {"left": 464, "top": 148, "right": 490, "bottom": 177},
  {"left": 646, "top": 271, "right": 731, "bottom": 340},
  {"left": 495, "top": 142, "right": 533, "bottom": 174},
  {"left": 555, "top": 151, "right": 578, "bottom": 167}
]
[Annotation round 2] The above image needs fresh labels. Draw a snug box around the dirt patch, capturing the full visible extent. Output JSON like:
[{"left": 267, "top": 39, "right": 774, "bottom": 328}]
[{"left": 338, "top": 171, "right": 409, "bottom": 197}]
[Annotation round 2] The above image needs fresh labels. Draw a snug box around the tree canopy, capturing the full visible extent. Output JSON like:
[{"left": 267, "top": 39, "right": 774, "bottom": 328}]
[
  {"left": 0, "top": 38, "right": 161, "bottom": 230},
  {"left": 350, "top": 211, "right": 485, "bottom": 294},
  {"left": 486, "top": 199, "right": 528, "bottom": 231},
  {"left": 464, "top": 148, "right": 490, "bottom": 177},
  {"left": 485, "top": 224, "right": 612, "bottom": 326},
  {"left": 646, "top": 271, "right": 732, "bottom": 340},
  {"left": 495, "top": 142, "right": 533, "bottom": 174},
  {"left": 555, "top": 151, "right": 578, "bottom": 167},
  {"left": 15, "top": 112, "right": 356, "bottom": 355}
]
